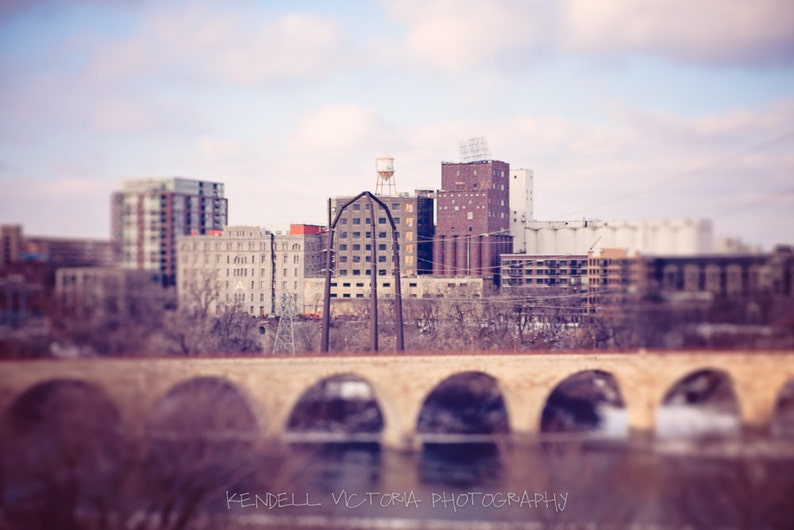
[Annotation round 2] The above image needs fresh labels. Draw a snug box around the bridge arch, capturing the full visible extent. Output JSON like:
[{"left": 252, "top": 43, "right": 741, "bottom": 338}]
[
  {"left": 416, "top": 371, "right": 510, "bottom": 437},
  {"left": 539, "top": 369, "right": 627, "bottom": 436},
  {"left": 147, "top": 376, "right": 263, "bottom": 441},
  {"left": 656, "top": 367, "right": 741, "bottom": 438},
  {"left": 0, "top": 379, "right": 122, "bottom": 529},
  {"left": 771, "top": 377, "right": 794, "bottom": 437},
  {"left": 285, "top": 373, "right": 385, "bottom": 439}
]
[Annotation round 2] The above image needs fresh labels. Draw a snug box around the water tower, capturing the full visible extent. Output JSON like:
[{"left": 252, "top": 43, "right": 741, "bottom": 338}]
[{"left": 375, "top": 154, "right": 397, "bottom": 196}]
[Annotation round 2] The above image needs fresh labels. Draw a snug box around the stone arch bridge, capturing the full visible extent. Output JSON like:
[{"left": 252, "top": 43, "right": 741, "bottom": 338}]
[{"left": 1, "top": 351, "right": 792, "bottom": 450}]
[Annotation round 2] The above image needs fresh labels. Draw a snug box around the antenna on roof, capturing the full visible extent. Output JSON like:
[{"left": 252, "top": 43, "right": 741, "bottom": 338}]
[{"left": 459, "top": 136, "right": 490, "bottom": 162}]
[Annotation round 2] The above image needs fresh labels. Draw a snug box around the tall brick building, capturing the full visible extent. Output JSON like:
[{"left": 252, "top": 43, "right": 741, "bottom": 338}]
[{"left": 433, "top": 160, "right": 512, "bottom": 284}]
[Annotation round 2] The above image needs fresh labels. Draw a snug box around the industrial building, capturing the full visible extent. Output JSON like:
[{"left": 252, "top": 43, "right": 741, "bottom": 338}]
[
  {"left": 433, "top": 159, "right": 513, "bottom": 284},
  {"left": 508, "top": 168, "right": 534, "bottom": 254},
  {"left": 521, "top": 218, "right": 714, "bottom": 256}
]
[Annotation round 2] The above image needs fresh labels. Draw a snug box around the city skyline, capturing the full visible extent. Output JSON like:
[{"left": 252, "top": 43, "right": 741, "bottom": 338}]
[{"left": 1, "top": 0, "right": 793, "bottom": 250}]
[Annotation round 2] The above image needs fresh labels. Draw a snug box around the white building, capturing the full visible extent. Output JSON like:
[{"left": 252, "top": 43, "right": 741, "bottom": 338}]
[
  {"left": 509, "top": 168, "right": 534, "bottom": 253},
  {"left": 303, "top": 275, "right": 488, "bottom": 316},
  {"left": 522, "top": 218, "right": 714, "bottom": 256},
  {"left": 177, "top": 225, "right": 324, "bottom": 318}
]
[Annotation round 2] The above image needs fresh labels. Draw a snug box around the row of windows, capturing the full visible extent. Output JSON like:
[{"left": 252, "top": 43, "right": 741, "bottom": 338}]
[
  {"left": 505, "top": 259, "right": 587, "bottom": 267},
  {"left": 350, "top": 202, "right": 405, "bottom": 210},
  {"left": 504, "top": 269, "right": 582, "bottom": 276},
  {"left": 338, "top": 255, "right": 389, "bottom": 263},
  {"left": 339, "top": 217, "right": 400, "bottom": 225},
  {"left": 337, "top": 269, "right": 391, "bottom": 276},
  {"left": 337, "top": 244, "right": 389, "bottom": 251},
  {"left": 339, "top": 231, "right": 389, "bottom": 239}
]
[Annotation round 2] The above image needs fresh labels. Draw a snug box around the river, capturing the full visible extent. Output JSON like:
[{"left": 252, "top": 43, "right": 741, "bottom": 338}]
[{"left": 215, "top": 435, "right": 794, "bottom": 530}]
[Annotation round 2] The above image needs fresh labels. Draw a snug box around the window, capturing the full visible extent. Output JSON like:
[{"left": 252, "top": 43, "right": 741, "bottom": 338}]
[
  {"left": 353, "top": 218, "right": 361, "bottom": 225},
  {"left": 353, "top": 203, "right": 361, "bottom": 210}
]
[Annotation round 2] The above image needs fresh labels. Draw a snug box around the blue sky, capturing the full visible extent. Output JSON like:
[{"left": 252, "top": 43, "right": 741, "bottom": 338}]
[{"left": 1, "top": 0, "right": 793, "bottom": 249}]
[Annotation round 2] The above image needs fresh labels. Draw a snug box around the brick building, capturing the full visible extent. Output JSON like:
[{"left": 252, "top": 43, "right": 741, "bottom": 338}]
[
  {"left": 331, "top": 190, "right": 434, "bottom": 279},
  {"left": 433, "top": 160, "right": 512, "bottom": 284}
]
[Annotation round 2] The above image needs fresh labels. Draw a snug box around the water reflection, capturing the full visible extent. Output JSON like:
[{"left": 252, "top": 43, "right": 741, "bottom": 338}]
[
  {"left": 291, "top": 442, "right": 382, "bottom": 493},
  {"left": 418, "top": 442, "right": 503, "bottom": 488}
]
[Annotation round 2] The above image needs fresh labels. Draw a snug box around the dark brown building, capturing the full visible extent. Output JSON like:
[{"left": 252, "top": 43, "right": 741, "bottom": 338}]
[{"left": 433, "top": 160, "right": 512, "bottom": 284}]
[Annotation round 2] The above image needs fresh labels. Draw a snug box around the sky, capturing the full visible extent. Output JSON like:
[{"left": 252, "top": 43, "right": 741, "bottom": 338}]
[{"left": 1, "top": 0, "right": 793, "bottom": 250}]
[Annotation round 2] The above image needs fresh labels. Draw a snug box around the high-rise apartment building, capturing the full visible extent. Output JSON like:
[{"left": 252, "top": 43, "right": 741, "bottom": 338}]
[
  {"left": 433, "top": 160, "right": 512, "bottom": 283},
  {"left": 331, "top": 190, "right": 434, "bottom": 279},
  {"left": 111, "top": 178, "right": 227, "bottom": 286}
]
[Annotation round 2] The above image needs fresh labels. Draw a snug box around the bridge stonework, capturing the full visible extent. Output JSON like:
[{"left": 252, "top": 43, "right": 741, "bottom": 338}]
[{"left": 0, "top": 352, "right": 791, "bottom": 450}]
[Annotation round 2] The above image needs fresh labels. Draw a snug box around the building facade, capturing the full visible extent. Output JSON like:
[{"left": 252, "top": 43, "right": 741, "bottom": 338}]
[
  {"left": 177, "top": 225, "right": 324, "bottom": 318},
  {"left": 1, "top": 224, "right": 112, "bottom": 270},
  {"left": 304, "top": 275, "right": 486, "bottom": 316},
  {"left": 645, "top": 247, "right": 794, "bottom": 299},
  {"left": 434, "top": 160, "right": 512, "bottom": 283},
  {"left": 586, "top": 248, "right": 644, "bottom": 312},
  {"left": 55, "top": 267, "right": 164, "bottom": 320},
  {"left": 111, "top": 178, "right": 228, "bottom": 286},
  {"left": 523, "top": 218, "right": 714, "bottom": 257},
  {"left": 509, "top": 168, "right": 534, "bottom": 254},
  {"left": 500, "top": 253, "right": 589, "bottom": 293},
  {"left": 331, "top": 190, "right": 434, "bottom": 279}
]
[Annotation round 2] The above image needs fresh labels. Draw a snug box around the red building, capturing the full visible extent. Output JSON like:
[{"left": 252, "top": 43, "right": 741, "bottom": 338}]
[{"left": 433, "top": 160, "right": 512, "bottom": 284}]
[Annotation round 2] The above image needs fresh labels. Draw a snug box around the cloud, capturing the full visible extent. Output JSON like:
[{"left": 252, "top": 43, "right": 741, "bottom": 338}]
[
  {"left": 83, "top": 6, "right": 348, "bottom": 88},
  {"left": 384, "top": 0, "right": 794, "bottom": 72},
  {"left": 472, "top": 99, "right": 794, "bottom": 239},
  {"left": 563, "top": 0, "right": 794, "bottom": 65},
  {"left": 383, "top": 0, "right": 555, "bottom": 73}
]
